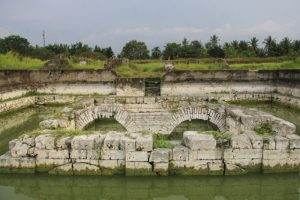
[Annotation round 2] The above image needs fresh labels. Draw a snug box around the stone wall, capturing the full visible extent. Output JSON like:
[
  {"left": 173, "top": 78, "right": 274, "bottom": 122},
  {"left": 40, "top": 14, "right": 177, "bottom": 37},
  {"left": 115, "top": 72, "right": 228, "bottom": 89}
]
[
  {"left": 1, "top": 130, "right": 300, "bottom": 175},
  {"left": 0, "top": 70, "right": 299, "bottom": 103}
]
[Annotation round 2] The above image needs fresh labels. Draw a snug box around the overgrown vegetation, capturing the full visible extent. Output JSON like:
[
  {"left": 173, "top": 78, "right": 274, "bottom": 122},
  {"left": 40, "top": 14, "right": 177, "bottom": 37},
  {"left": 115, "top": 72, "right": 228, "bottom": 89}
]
[
  {"left": 254, "top": 123, "right": 276, "bottom": 136},
  {"left": 153, "top": 134, "right": 174, "bottom": 149}
]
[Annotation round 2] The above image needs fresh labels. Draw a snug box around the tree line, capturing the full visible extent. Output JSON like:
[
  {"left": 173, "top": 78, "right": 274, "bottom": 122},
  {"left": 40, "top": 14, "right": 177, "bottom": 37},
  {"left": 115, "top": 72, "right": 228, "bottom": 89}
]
[
  {"left": 1, "top": 34, "right": 300, "bottom": 60},
  {"left": 0, "top": 35, "right": 114, "bottom": 60}
]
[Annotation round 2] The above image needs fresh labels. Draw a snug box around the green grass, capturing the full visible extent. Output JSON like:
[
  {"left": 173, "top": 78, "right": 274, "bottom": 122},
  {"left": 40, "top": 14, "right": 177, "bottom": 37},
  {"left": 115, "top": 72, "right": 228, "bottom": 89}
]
[
  {"left": 254, "top": 123, "right": 276, "bottom": 136},
  {"left": 69, "top": 58, "right": 105, "bottom": 69},
  {"left": 0, "top": 53, "right": 299, "bottom": 77},
  {"left": 0, "top": 52, "right": 45, "bottom": 69},
  {"left": 153, "top": 135, "right": 174, "bottom": 149}
]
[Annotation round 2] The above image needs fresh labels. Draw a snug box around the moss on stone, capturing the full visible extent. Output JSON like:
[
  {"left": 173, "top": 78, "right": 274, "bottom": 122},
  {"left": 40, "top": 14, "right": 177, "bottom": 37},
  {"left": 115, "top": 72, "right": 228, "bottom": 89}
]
[
  {"left": 263, "top": 164, "right": 300, "bottom": 173},
  {"left": 101, "top": 167, "right": 125, "bottom": 176},
  {"left": 125, "top": 168, "right": 155, "bottom": 176}
]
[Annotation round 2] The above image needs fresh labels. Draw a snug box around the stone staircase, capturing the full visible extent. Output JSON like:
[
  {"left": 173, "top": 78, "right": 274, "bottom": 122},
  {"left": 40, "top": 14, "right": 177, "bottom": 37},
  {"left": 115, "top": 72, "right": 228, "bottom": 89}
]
[
  {"left": 125, "top": 112, "right": 174, "bottom": 134},
  {"left": 145, "top": 78, "right": 161, "bottom": 96}
]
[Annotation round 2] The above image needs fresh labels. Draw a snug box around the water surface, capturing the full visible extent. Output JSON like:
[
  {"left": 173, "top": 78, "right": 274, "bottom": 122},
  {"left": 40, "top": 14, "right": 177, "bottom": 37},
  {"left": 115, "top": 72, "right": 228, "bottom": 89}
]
[{"left": 0, "top": 173, "right": 299, "bottom": 200}]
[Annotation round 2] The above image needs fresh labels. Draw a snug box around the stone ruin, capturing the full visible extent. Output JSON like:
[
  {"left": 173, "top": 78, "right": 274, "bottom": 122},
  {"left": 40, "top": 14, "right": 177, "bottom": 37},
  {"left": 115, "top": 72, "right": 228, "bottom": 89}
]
[
  {"left": 0, "top": 95, "right": 299, "bottom": 176},
  {"left": 1, "top": 128, "right": 300, "bottom": 176},
  {"left": 104, "top": 59, "right": 129, "bottom": 70}
]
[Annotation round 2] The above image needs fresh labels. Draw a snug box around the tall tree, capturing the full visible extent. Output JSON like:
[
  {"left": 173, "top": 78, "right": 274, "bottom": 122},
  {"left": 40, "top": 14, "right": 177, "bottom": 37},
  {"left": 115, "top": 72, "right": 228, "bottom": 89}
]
[
  {"left": 163, "top": 43, "right": 181, "bottom": 59},
  {"left": 151, "top": 47, "right": 162, "bottom": 59},
  {"left": 1, "top": 35, "right": 30, "bottom": 54},
  {"left": 121, "top": 40, "right": 149, "bottom": 60},
  {"left": 263, "top": 36, "right": 277, "bottom": 56},
  {"left": 250, "top": 37, "right": 259, "bottom": 52},
  {"left": 279, "top": 37, "right": 292, "bottom": 55}
]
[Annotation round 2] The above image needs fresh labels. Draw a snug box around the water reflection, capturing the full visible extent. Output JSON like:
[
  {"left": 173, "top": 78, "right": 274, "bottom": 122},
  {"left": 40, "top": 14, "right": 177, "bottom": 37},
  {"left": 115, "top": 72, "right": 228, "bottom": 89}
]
[{"left": 0, "top": 174, "right": 299, "bottom": 200}]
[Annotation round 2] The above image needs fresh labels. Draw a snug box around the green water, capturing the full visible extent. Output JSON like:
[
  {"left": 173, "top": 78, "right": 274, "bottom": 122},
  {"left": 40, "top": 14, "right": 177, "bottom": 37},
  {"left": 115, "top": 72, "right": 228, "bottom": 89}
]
[
  {"left": 0, "top": 173, "right": 299, "bottom": 200},
  {"left": 0, "top": 105, "right": 65, "bottom": 155},
  {"left": 232, "top": 101, "right": 300, "bottom": 135}
]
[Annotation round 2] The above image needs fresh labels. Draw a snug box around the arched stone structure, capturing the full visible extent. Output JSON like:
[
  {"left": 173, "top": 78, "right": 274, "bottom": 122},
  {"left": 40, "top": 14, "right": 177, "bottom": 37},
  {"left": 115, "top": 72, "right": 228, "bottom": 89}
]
[
  {"left": 75, "top": 105, "right": 130, "bottom": 130},
  {"left": 169, "top": 107, "right": 227, "bottom": 133},
  {"left": 75, "top": 106, "right": 227, "bottom": 134}
]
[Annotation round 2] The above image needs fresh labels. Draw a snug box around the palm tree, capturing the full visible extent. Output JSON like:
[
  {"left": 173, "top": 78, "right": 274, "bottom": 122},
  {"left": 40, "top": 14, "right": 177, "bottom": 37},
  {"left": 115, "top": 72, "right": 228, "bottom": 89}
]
[
  {"left": 280, "top": 37, "right": 292, "bottom": 55},
  {"left": 250, "top": 37, "right": 259, "bottom": 52},
  {"left": 210, "top": 35, "right": 220, "bottom": 48},
  {"left": 263, "top": 36, "right": 277, "bottom": 56}
]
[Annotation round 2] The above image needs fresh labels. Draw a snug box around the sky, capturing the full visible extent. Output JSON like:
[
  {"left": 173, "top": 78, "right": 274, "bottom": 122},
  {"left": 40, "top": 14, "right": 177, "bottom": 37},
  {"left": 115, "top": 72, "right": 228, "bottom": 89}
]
[{"left": 0, "top": 0, "right": 300, "bottom": 53}]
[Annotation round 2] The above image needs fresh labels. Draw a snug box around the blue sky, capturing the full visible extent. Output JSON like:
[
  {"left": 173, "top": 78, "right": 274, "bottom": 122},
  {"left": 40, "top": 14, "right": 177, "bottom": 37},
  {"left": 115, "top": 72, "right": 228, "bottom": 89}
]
[{"left": 0, "top": 0, "right": 299, "bottom": 53}]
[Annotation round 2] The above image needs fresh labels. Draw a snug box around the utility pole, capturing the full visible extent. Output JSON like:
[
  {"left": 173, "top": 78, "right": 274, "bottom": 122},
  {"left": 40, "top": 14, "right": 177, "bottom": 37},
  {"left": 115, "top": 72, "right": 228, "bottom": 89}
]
[{"left": 42, "top": 30, "right": 46, "bottom": 47}]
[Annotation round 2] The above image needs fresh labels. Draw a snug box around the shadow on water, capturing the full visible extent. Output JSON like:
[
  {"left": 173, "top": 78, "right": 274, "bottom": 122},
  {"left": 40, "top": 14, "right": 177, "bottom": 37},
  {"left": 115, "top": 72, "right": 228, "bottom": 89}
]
[{"left": 0, "top": 173, "right": 299, "bottom": 200}]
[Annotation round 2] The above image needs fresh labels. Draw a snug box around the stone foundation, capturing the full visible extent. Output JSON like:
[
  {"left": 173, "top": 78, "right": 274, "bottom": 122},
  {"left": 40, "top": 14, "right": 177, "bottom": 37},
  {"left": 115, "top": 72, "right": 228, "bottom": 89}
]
[{"left": 1, "top": 130, "right": 300, "bottom": 176}]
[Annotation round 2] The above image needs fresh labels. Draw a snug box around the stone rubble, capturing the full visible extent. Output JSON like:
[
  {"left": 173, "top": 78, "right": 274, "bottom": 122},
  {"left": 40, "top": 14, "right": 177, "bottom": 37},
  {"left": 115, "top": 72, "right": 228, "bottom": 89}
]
[{"left": 1, "top": 130, "right": 300, "bottom": 176}]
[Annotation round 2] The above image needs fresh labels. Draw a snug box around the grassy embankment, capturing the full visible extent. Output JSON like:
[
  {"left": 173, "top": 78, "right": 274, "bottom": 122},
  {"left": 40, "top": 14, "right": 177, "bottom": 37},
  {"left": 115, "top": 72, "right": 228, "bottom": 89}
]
[{"left": 0, "top": 52, "right": 299, "bottom": 77}]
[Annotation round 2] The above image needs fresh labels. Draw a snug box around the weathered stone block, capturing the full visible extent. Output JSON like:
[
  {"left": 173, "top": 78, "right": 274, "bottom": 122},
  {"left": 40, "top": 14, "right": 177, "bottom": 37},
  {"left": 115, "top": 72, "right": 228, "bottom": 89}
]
[
  {"left": 126, "top": 151, "right": 148, "bottom": 162},
  {"left": 172, "top": 145, "right": 188, "bottom": 161},
  {"left": 70, "top": 150, "right": 87, "bottom": 159},
  {"left": 19, "top": 158, "right": 36, "bottom": 169},
  {"left": 225, "top": 163, "right": 246, "bottom": 175},
  {"left": 49, "top": 163, "right": 73, "bottom": 175},
  {"left": 87, "top": 150, "right": 101, "bottom": 160},
  {"left": 136, "top": 135, "right": 153, "bottom": 151},
  {"left": 149, "top": 149, "right": 170, "bottom": 163},
  {"left": 56, "top": 136, "right": 72, "bottom": 150},
  {"left": 188, "top": 150, "right": 198, "bottom": 161},
  {"left": 198, "top": 149, "right": 223, "bottom": 160},
  {"left": 125, "top": 162, "right": 153, "bottom": 176},
  {"left": 75, "top": 159, "right": 99, "bottom": 166},
  {"left": 102, "top": 132, "right": 121, "bottom": 150},
  {"left": 185, "top": 160, "right": 209, "bottom": 175},
  {"left": 230, "top": 134, "right": 252, "bottom": 149},
  {"left": 48, "top": 150, "right": 69, "bottom": 159},
  {"left": 183, "top": 131, "right": 216, "bottom": 150},
  {"left": 34, "top": 149, "right": 49, "bottom": 159},
  {"left": 263, "top": 137, "right": 275, "bottom": 150},
  {"left": 35, "top": 134, "right": 55, "bottom": 150},
  {"left": 10, "top": 144, "right": 30, "bottom": 158},
  {"left": 73, "top": 163, "right": 100, "bottom": 175},
  {"left": 71, "top": 135, "right": 95, "bottom": 150},
  {"left": 111, "top": 150, "right": 125, "bottom": 160},
  {"left": 153, "top": 163, "right": 169, "bottom": 175},
  {"left": 22, "top": 135, "right": 35, "bottom": 146},
  {"left": 36, "top": 159, "right": 70, "bottom": 172},
  {"left": 208, "top": 161, "right": 224, "bottom": 175},
  {"left": 144, "top": 97, "right": 156, "bottom": 104},
  {"left": 93, "top": 133, "right": 106, "bottom": 149},
  {"left": 120, "top": 137, "right": 136, "bottom": 151},
  {"left": 286, "top": 134, "right": 300, "bottom": 149},
  {"left": 274, "top": 136, "right": 289, "bottom": 150},
  {"left": 224, "top": 149, "right": 262, "bottom": 160},
  {"left": 246, "top": 131, "right": 263, "bottom": 149},
  {"left": 99, "top": 160, "right": 118, "bottom": 169},
  {"left": 100, "top": 149, "right": 111, "bottom": 160}
]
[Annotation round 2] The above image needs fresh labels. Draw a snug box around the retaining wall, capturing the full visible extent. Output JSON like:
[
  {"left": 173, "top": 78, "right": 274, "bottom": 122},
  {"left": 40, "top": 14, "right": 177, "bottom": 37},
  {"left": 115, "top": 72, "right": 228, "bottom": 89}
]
[{"left": 1, "top": 131, "right": 300, "bottom": 175}]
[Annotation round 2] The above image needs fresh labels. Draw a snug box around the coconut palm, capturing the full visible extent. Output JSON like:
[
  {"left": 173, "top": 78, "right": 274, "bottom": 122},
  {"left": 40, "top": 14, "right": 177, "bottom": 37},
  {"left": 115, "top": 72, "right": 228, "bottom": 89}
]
[{"left": 250, "top": 37, "right": 259, "bottom": 52}]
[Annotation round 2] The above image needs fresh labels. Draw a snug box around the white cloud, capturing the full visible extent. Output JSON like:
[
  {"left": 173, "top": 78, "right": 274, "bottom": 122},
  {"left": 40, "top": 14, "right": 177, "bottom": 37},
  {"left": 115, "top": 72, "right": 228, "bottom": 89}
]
[
  {"left": 162, "top": 27, "right": 206, "bottom": 34},
  {"left": 0, "top": 27, "right": 10, "bottom": 38},
  {"left": 243, "top": 20, "right": 297, "bottom": 36}
]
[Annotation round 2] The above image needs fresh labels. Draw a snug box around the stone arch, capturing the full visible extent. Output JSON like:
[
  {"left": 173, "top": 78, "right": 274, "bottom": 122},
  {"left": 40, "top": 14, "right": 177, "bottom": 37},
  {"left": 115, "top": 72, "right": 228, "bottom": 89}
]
[
  {"left": 169, "top": 107, "right": 227, "bottom": 133},
  {"left": 75, "top": 106, "right": 130, "bottom": 131}
]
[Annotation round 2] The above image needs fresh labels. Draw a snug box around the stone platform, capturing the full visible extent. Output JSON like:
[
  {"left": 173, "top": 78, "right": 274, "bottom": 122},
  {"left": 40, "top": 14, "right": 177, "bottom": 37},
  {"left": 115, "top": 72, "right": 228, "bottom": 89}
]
[{"left": 1, "top": 130, "right": 300, "bottom": 176}]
